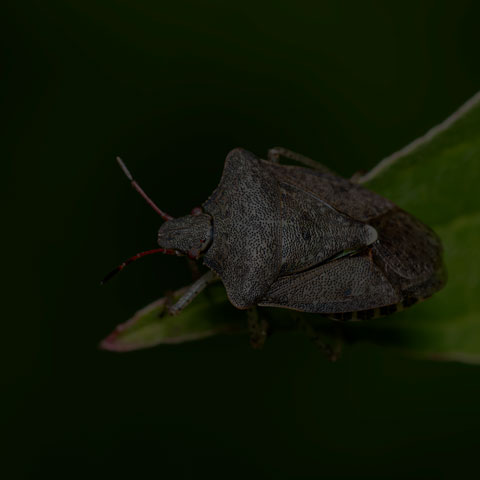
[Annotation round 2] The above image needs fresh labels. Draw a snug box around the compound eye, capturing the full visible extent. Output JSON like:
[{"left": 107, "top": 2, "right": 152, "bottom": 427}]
[{"left": 191, "top": 207, "right": 203, "bottom": 216}]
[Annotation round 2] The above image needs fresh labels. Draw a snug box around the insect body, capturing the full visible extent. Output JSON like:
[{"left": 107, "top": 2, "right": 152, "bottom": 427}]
[{"left": 106, "top": 147, "right": 445, "bottom": 344}]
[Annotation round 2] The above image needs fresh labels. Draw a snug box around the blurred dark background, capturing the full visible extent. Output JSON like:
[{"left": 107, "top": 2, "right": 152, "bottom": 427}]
[{"left": 3, "top": 0, "right": 480, "bottom": 478}]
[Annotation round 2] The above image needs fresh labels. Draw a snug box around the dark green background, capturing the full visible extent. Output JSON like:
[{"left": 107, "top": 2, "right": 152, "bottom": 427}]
[{"left": 4, "top": 1, "right": 480, "bottom": 478}]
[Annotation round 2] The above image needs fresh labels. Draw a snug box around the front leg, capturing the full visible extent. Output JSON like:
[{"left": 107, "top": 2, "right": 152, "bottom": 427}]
[
  {"left": 168, "top": 270, "right": 218, "bottom": 315},
  {"left": 267, "top": 146, "right": 333, "bottom": 174}
]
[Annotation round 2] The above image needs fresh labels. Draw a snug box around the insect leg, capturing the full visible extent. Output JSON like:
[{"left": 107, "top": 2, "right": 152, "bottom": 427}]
[
  {"left": 168, "top": 270, "right": 218, "bottom": 315},
  {"left": 294, "top": 314, "right": 343, "bottom": 361},
  {"left": 267, "top": 147, "right": 333, "bottom": 173},
  {"left": 247, "top": 306, "right": 269, "bottom": 349},
  {"left": 350, "top": 170, "right": 368, "bottom": 184},
  {"left": 185, "top": 257, "right": 202, "bottom": 281}
]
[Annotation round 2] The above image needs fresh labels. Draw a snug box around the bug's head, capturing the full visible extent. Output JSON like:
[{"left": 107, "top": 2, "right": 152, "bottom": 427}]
[
  {"left": 158, "top": 212, "right": 212, "bottom": 259},
  {"left": 101, "top": 158, "right": 214, "bottom": 285}
]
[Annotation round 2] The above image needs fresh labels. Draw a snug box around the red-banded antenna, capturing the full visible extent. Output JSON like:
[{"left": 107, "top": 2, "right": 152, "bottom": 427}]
[
  {"left": 116, "top": 157, "right": 174, "bottom": 221},
  {"left": 101, "top": 248, "right": 178, "bottom": 284}
]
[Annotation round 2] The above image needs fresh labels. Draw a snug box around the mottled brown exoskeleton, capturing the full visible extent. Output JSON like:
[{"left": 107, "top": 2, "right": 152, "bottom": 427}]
[{"left": 105, "top": 147, "right": 445, "bottom": 349}]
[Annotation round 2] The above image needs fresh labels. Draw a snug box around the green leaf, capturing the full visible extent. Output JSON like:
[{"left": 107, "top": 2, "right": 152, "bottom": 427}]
[
  {"left": 101, "top": 283, "right": 245, "bottom": 352},
  {"left": 101, "top": 92, "right": 480, "bottom": 362},
  {"left": 353, "top": 91, "right": 480, "bottom": 363}
]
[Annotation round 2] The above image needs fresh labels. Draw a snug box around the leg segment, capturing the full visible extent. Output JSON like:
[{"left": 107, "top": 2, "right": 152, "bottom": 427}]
[
  {"left": 185, "top": 257, "right": 202, "bottom": 281},
  {"left": 168, "top": 270, "right": 218, "bottom": 315},
  {"left": 350, "top": 170, "right": 367, "bottom": 184},
  {"left": 247, "top": 306, "right": 269, "bottom": 349},
  {"left": 294, "top": 314, "right": 343, "bottom": 361},
  {"left": 267, "top": 146, "right": 333, "bottom": 174}
]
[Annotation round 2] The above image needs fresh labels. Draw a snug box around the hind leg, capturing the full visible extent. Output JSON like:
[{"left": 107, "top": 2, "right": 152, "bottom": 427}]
[
  {"left": 247, "top": 306, "right": 269, "bottom": 349},
  {"left": 293, "top": 313, "right": 343, "bottom": 361},
  {"left": 267, "top": 147, "right": 333, "bottom": 174}
]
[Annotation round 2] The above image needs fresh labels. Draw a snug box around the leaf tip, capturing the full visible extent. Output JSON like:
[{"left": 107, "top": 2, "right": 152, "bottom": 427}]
[{"left": 99, "top": 324, "right": 132, "bottom": 352}]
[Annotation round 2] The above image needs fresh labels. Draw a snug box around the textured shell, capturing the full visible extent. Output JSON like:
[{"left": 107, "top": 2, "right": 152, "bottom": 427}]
[
  {"left": 202, "top": 149, "right": 282, "bottom": 308},
  {"left": 203, "top": 148, "right": 445, "bottom": 313}
]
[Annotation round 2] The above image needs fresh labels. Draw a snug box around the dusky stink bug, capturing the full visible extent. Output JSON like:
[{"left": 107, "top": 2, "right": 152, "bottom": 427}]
[{"left": 104, "top": 147, "right": 446, "bottom": 349}]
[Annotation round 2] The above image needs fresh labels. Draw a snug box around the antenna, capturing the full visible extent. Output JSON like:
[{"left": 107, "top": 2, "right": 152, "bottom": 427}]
[
  {"left": 116, "top": 157, "right": 174, "bottom": 221},
  {"left": 101, "top": 248, "right": 179, "bottom": 284}
]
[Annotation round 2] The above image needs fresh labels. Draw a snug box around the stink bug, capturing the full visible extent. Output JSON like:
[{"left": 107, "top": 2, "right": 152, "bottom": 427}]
[{"left": 104, "top": 147, "right": 446, "bottom": 348}]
